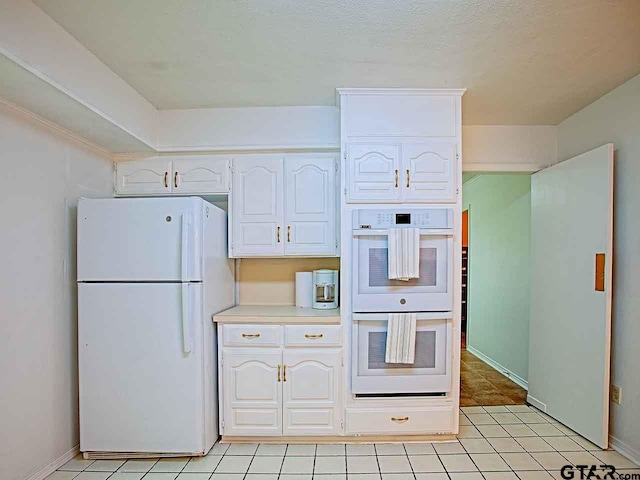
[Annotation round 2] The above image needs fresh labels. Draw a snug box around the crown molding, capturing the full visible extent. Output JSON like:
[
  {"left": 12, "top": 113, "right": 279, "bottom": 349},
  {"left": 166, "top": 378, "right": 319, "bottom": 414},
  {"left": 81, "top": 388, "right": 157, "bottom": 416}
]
[{"left": 0, "top": 95, "right": 113, "bottom": 158}]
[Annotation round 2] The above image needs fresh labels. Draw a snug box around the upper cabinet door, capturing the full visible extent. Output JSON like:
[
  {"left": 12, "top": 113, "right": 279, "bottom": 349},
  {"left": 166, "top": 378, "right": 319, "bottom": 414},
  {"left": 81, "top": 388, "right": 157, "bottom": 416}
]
[
  {"left": 284, "top": 156, "right": 337, "bottom": 256},
  {"left": 347, "top": 144, "right": 401, "bottom": 203},
  {"left": 402, "top": 142, "right": 457, "bottom": 202},
  {"left": 282, "top": 349, "right": 342, "bottom": 436},
  {"left": 115, "top": 158, "right": 172, "bottom": 196},
  {"left": 231, "top": 155, "right": 284, "bottom": 257},
  {"left": 172, "top": 156, "right": 230, "bottom": 194}
]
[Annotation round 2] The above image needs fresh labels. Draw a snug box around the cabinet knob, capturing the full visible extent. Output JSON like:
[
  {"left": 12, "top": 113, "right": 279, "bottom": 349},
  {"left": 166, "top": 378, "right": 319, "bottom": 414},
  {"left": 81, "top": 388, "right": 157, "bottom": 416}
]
[
  {"left": 277, "top": 364, "right": 281, "bottom": 382},
  {"left": 174, "top": 171, "right": 179, "bottom": 189},
  {"left": 287, "top": 225, "right": 291, "bottom": 243},
  {"left": 164, "top": 171, "right": 168, "bottom": 188},
  {"left": 394, "top": 169, "right": 398, "bottom": 188},
  {"left": 406, "top": 169, "right": 410, "bottom": 188},
  {"left": 283, "top": 364, "right": 287, "bottom": 382},
  {"left": 277, "top": 226, "right": 281, "bottom": 243}
]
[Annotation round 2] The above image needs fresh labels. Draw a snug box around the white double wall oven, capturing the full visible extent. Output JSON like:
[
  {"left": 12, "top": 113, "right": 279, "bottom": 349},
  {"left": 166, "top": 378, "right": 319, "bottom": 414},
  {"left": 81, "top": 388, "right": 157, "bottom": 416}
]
[{"left": 350, "top": 207, "right": 455, "bottom": 395}]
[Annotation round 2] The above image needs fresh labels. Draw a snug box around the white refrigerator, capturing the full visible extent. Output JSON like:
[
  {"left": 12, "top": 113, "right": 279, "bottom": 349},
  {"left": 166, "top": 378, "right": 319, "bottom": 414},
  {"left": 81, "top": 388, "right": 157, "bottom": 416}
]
[{"left": 77, "top": 197, "right": 234, "bottom": 458}]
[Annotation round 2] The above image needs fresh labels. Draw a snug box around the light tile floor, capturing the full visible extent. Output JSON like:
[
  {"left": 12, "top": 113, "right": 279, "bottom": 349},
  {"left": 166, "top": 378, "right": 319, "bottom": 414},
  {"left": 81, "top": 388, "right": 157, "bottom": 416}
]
[{"left": 50, "top": 405, "right": 639, "bottom": 480}]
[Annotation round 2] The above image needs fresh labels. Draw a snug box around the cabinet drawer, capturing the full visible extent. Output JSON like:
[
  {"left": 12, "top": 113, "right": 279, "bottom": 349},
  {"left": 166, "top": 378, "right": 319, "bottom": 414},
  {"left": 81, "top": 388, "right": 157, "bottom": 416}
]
[
  {"left": 346, "top": 406, "right": 455, "bottom": 435},
  {"left": 284, "top": 325, "right": 342, "bottom": 347},
  {"left": 223, "top": 325, "right": 282, "bottom": 347}
]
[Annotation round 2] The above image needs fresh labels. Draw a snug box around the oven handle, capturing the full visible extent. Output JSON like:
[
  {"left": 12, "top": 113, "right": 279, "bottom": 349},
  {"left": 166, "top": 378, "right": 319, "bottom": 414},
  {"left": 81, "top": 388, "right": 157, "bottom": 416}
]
[
  {"left": 353, "top": 228, "right": 453, "bottom": 236},
  {"left": 352, "top": 313, "right": 454, "bottom": 322}
]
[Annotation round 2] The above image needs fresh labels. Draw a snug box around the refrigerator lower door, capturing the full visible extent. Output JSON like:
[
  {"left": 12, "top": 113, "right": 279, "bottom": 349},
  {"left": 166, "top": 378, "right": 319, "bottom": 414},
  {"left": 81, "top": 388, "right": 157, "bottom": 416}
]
[
  {"left": 78, "top": 283, "right": 206, "bottom": 454},
  {"left": 77, "top": 197, "right": 203, "bottom": 282}
]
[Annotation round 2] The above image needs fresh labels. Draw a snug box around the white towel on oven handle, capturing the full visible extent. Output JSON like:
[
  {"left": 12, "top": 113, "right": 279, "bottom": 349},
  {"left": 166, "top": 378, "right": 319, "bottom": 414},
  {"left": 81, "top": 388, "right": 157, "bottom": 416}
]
[
  {"left": 385, "top": 312, "right": 417, "bottom": 364},
  {"left": 388, "top": 227, "right": 420, "bottom": 281}
]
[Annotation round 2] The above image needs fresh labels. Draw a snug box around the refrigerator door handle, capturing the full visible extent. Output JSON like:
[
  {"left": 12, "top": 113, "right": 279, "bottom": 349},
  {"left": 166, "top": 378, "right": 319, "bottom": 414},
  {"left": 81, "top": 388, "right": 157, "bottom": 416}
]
[
  {"left": 181, "top": 212, "right": 192, "bottom": 282},
  {"left": 181, "top": 284, "right": 192, "bottom": 354}
]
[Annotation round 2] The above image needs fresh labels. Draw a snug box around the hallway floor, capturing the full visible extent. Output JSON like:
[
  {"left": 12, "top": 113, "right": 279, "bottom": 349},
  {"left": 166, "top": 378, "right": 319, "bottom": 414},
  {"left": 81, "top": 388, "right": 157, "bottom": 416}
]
[
  {"left": 461, "top": 349, "right": 528, "bottom": 407},
  {"left": 49, "top": 404, "right": 638, "bottom": 479}
]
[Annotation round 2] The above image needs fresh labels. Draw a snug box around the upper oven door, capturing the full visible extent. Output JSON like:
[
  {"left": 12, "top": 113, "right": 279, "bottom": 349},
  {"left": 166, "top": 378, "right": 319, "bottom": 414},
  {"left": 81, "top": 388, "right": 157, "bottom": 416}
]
[{"left": 352, "top": 229, "right": 453, "bottom": 312}]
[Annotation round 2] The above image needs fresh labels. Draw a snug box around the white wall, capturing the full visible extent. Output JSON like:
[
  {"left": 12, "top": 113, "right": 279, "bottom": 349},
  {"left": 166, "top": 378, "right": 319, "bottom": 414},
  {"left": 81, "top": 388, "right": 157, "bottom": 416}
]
[
  {"left": 462, "top": 125, "right": 557, "bottom": 172},
  {"left": 0, "top": 103, "right": 113, "bottom": 480},
  {"left": 557, "top": 73, "right": 640, "bottom": 462},
  {"left": 158, "top": 106, "right": 340, "bottom": 152},
  {"left": 0, "top": 0, "right": 158, "bottom": 150}
]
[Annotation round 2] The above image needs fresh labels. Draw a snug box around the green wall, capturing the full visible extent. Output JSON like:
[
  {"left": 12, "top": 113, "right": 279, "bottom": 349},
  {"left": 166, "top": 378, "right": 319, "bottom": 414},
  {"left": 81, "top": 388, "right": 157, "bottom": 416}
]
[{"left": 462, "top": 174, "right": 531, "bottom": 383}]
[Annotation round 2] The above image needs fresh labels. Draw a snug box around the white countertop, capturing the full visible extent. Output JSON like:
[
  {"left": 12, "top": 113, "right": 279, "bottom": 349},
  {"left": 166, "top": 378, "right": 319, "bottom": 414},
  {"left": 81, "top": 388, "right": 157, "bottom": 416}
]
[{"left": 213, "top": 305, "right": 341, "bottom": 324}]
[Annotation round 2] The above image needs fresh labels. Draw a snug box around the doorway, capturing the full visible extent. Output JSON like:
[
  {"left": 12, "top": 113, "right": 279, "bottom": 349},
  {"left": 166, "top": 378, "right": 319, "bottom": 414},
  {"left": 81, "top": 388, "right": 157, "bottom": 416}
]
[{"left": 460, "top": 173, "right": 530, "bottom": 406}]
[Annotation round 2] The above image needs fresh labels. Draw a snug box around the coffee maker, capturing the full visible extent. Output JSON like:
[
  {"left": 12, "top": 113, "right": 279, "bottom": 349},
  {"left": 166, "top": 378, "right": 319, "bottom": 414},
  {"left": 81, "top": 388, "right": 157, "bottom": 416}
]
[{"left": 312, "top": 269, "right": 339, "bottom": 309}]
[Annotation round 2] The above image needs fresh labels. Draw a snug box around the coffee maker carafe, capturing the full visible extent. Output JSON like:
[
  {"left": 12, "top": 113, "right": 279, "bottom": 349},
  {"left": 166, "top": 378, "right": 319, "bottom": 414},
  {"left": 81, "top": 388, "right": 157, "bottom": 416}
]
[{"left": 312, "top": 269, "right": 339, "bottom": 310}]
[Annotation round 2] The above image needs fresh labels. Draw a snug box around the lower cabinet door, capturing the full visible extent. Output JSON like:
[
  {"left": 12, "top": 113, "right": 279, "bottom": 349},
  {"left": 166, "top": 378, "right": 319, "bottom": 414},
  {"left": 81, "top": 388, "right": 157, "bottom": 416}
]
[
  {"left": 282, "top": 349, "right": 342, "bottom": 435},
  {"left": 222, "top": 350, "right": 282, "bottom": 436}
]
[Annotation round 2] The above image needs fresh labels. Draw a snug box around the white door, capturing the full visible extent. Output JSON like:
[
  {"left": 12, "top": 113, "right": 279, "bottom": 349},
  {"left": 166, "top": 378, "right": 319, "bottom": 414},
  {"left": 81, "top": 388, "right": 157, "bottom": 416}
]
[
  {"left": 172, "top": 156, "right": 230, "bottom": 194},
  {"left": 231, "top": 156, "right": 284, "bottom": 256},
  {"left": 403, "top": 142, "right": 457, "bottom": 202},
  {"left": 222, "top": 349, "right": 282, "bottom": 436},
  {"left": 282, "top": 349, "right": 342, "bottom": 435},
  {"left": 347, "top": 144, "right": 401, "bottom": 202},
  {"left": 79, "top": 283, "right": 204, "bottom": 453},
  {"left": 528, "top": 144, "right": 614, "bottom": 448},
  {"left": 115, "top": 158, "right": 172, "bottom": 195},
  {"left": 77, "top": 197, "right": 202, "bottom": 282},
  {"left": 284, "top": 155, "right": 337, "bottom": 256}
]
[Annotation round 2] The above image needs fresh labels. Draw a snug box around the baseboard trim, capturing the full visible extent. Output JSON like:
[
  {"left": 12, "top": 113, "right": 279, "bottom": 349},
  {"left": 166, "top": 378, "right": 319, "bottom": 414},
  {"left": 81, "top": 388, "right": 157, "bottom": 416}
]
[
  {"left": 609, "top": 435, "right": 640, "bottom": 467},
  {"left": 24, "top": 444, "right": 79, "bottom": 480},
  {"left": 466, "top": 345, "right": 529, "bottom": 390},
  {"left": 526, "top": 394, "right": 547, "bottom": 412}
]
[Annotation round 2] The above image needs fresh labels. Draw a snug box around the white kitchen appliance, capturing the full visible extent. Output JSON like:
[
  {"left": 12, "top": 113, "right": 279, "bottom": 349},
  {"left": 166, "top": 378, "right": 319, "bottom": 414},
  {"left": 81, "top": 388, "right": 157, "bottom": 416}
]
[
  {"left": 77, "top": 197, "right": 234, "bottom": 458},
  {"left": 312, "top": 269, "right": 339, "bottom": 309},
  {"left": 351, "top": 312, "right": 452, "bottom": 394},
  {"left": 352, "top": 208, "right": 454, "bottom": 312}
]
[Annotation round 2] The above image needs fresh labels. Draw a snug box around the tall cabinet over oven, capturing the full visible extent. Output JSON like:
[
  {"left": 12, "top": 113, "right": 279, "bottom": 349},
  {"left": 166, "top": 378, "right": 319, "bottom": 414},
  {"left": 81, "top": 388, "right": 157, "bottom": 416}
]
[{"left": 337, "top": 88, "right": 465, "bottom": 438}]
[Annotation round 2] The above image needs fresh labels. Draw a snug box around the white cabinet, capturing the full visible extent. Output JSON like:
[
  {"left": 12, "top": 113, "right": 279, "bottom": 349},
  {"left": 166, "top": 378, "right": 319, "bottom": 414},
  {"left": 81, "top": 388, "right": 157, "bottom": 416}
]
[
  {"left": 283, "top": 349, "right": 341, "bottom": 435},
  {"left": 339, "top": 88, "right": 463, "bottom": 204},
  {"left": 219, "top": 324, "right": 343, "bottom": 437},
  {"left": 115, "top": 158, "right": 172, "bottom": 195},
  {"left": 231, "top": 155, "right": 284, "bottom": 257},
  {"left": 230, "top": 154, "right": 338, "bottom": 257},
  {"left": 114, "top": 155, "right": 230, "bottom": 196},
  {"left": 347, "top": 144, "right": 401, "bottom": 202},
  {"left": 285, "top": 156, "right": 337, "bottom": 256},
  {"left": 345, "top": 142, "right": 457, "bottom": 203},
  {"left": 222, "top": 350, "right": 282, "bottom": 437},
  {"left": 172, "top": 156, "right": 230, "bottom": 194}
]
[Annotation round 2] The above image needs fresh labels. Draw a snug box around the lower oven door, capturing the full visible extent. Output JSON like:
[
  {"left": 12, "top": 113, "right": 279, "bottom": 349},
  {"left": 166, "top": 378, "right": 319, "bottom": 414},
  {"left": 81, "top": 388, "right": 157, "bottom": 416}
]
[
  {"left": 352, "top": 231, "right": 453, "bottom": 312},
  {"left": 352, "top": 312, "right": 452, "bottom": 394}
]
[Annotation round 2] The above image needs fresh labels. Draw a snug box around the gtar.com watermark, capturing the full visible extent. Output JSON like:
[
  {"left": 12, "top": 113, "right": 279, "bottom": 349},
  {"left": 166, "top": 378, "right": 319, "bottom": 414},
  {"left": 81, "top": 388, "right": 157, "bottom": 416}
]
[{"left": 561, "top": 465, "right": 639, "bottom": 480}]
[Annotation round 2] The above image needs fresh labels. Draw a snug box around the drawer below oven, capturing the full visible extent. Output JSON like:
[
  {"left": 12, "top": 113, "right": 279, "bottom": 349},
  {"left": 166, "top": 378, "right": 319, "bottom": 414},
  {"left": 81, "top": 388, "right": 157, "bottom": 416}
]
[{"left": 346, "top": 405, "right": 455, "bottom": 435}]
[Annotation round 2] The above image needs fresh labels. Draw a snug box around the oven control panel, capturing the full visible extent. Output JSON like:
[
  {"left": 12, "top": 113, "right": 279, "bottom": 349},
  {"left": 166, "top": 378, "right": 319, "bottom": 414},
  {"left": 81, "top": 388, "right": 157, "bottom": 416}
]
[{"left": 353, "top": 208, "right": 453, "bottom": 229}]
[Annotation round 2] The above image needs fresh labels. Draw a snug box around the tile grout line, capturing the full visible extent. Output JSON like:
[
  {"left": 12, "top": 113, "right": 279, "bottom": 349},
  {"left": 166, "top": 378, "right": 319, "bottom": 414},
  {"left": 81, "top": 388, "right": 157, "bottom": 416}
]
[{"left": 401, "top": 442, "right": 417, "bottom": 480}]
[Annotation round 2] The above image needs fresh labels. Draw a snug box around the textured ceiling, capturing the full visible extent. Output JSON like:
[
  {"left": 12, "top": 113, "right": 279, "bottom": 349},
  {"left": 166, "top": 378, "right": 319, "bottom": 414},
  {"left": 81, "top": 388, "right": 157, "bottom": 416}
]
[{"left": 34, "top": 0, "right": 640, "bottom": 124}]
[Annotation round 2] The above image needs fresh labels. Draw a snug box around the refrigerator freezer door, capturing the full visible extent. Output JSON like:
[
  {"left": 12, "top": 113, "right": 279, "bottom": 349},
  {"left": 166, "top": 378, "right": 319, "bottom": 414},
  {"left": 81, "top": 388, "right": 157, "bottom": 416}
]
[
  {"left": 79, "top": 283, "right": 205, "bottom": 454},
  {"left": 77, "top": 197, "right": 203, "bottom": 282}
]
